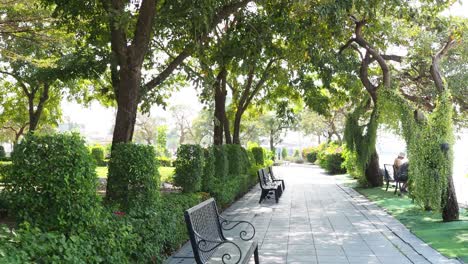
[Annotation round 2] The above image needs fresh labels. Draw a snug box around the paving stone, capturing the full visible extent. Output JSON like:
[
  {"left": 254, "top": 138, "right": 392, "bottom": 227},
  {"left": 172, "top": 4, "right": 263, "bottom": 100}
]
[{"left": 165, "top": 165, "right": 460, "bottom": 264}]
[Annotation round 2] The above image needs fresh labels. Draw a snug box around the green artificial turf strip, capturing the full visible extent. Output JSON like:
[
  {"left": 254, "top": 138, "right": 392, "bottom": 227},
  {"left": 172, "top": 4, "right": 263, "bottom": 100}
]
[
  {"left": 356, "top": 186, "right": 468, "bottom": 262},
  {"left": 95, "top": 166, "right": 175, "bottom": 183}
]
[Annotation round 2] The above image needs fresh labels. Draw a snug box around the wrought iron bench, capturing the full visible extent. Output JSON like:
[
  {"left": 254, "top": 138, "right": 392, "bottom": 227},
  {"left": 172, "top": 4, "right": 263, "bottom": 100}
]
[
  {"left": 267, "top": 167, "right": 285, "bottom": 191},
  {"left": 384, "top": 163, "right": 408, "bottom": 194},
  {"left": 257, "top": 169, "right": 282, "bottom": 203},
  {"left": 184, "top": 198, "right": 259, "bottom": 264}
]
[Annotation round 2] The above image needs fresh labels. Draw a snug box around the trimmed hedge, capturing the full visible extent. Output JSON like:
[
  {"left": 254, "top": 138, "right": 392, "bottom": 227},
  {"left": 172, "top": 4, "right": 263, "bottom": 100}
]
[
  {"left": 240, "top": 147, "right": 251, "bottom": 174},
  {"left": 106, "top": 143, "right": 160, "bottom": 212},
  {"left": 202, "top": 147, "right": 215, "bottom": 192},
  {"left": 91, "top": 146, "right": 105, "bottom": 166},
  {"left": 213, "top": 145, "right": 229, "bottom": 179},
  {"left": 224, "top": 144, "right": 241, "bottom": 176},
  {"left": 8, "top": 133, "right": 100, "bottom": 233},
  {"left": 251, "top": 147, "right": 264, "bottom": 165},
  {"left": 0, "top": 192, "right": 206, "bottom": 263},
  {"left": 174, "top": 144, "right": 204, "bottom": 193},
  {"left": 0, "top": 146, "right": 5, "bottom": 160},
  {"left": 224, "top": 144, "right": 250, "bottom": 176}
]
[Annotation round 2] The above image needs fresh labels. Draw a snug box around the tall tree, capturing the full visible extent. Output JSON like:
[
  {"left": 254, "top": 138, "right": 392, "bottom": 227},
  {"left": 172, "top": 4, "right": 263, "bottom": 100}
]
[
  {"left": 42, "top": 0, "right": 254, "bottom": 146},
  {"left": 0, "top": 0, "right": 103, "bottom": 136}
]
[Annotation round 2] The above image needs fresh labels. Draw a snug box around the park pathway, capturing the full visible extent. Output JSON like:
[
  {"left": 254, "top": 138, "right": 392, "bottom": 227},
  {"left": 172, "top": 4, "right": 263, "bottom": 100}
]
[{"left": 166, "top": 165, "right": 462, "bottom": 264}]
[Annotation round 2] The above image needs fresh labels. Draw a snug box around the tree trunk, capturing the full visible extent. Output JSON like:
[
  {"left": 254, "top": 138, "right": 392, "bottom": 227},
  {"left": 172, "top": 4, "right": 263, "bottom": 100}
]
[
  {"left": 269, "top": 130, "right": 276, "bottom": 161},
  {"left": 366, "top": 150, "right": 382, "bottom": 187},
  {"left": 223, "top": 113, "right": 232, "bottom": 144},
  {"left": 111, "top": 67, "right": 141, "bottom": 145},
  {"left": 221, "top": 71, "right": 232, "bottom": 144},
  {"left": 270, "top": 129, "right": 275, "bottom": 152},
  {"left": 442, "top": 174, "right": 459, "bottom": 221},
  {"left": 232, "top": 109, "right": 243, "bottom": 145},
  {"left": 213, "top": 68, "right": 227, "bottom": 145},
  {"left": 28, "top": 83, "right": 50, "bottom": 132},
  {"left": 179, "top": 124, "right": 185, "bottom": 144}
]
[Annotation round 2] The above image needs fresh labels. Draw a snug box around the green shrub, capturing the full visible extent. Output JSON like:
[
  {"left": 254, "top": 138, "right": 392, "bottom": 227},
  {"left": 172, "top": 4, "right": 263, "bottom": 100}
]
[
  {"left": 174, "top": 144, "right": 203, "bottom": 193},
  {"left": 157, "top": 156, "right": 172, "bottom": 167},
  {"left": 106, "top": 143, "right": 160, "bottom": 212},
  {"left": 281, "top": 148, "right": 288, "bottom": 159},
  {"left": 91, "top": 145, "right": 105, "bottom": 166},
  {"left": 8, "top": 133, "right": 100, "bottom": 233},
  {"left": 210, "top": 178, "right": 239, "bottom": 208},
  {"left": 0, "top": 214, "right": 138, "bottom": 263},
  {"left": 321, "top": 153, "right": 346, "bottom": 174},
  {"left": 294, "top": 158, "right": 305, "bottom": 164},
  {"left": 293, "top": 149, "right": 300, "bottom": 157},
  {"left": 306, "top": 152, "right": 317, "bottom": 163},
  {"left": 342, "top": 146, "right": 363, "bottom": 180},
  {"left": 0, "top": 163, "right": 12, "bottom": 214},
  {"left": 125, "top": 192, "right": 206, "bottom": 262},
  {"left": 0, "top": 192, "right": 206, "bottom": 263},
  {"left": 0, "top": 146, "right": 5, "bottom": 160},
  {"left": 202, "top": 147, "right": 215, "bottom": 192},
  {"left": 223, "top": 144, "right": 244, "bottom": 177},
  {"left": 251, "top": 147, "right": 264, "bottom": 165},
  {"left": 317, "top": 142, "right": 346, "bottom": 175},
  {"left": 213, "top": 145, "right": 229, "bottom": 179},
  {"left": 302, "top": 147, "right": 318, "bottom": 163}
]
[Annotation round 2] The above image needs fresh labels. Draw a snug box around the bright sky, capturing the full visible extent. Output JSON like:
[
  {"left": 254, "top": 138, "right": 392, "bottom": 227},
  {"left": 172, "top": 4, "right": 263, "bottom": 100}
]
[{"left": 61, "top": 0, "right": 468, "bottom": 141}]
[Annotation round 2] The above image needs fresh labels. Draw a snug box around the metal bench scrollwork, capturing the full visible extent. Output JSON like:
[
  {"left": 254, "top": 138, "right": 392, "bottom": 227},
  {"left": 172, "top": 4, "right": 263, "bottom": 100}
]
[{"left": 184, "top": 198, "right": 259, "bottom": 264}]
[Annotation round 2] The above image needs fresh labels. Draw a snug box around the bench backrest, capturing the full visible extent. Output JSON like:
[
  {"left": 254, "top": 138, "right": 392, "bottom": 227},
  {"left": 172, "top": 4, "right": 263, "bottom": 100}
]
[
  {"left": 184, "top": 198, "right": 226, "bottom": 263},
  {"left": 397, "top": 162, "right": 409, "bottom": 181},
  {"left": 257, "top": 169, "right": 268, "bottom": 187},
  {"left": 383, "top": 164, "right": 394, "bottom": 181},
  {"left": 268, "top": 166, "right": 277, "bottom": 180}
]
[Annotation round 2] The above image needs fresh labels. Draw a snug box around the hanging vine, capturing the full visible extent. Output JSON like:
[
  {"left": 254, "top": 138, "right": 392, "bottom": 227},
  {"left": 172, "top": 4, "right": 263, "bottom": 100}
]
[
  {"left": 378, "top": 89, "right": 453, "bottom": 211},
  {"left": 344, "top": 97, "right": 379, "bottom": 186}
]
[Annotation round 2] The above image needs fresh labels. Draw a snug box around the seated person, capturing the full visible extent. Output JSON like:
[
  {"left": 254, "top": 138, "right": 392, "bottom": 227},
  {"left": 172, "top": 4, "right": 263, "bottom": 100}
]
[{"left": 394, "top": 152, "right": 409, "bottom": 192}]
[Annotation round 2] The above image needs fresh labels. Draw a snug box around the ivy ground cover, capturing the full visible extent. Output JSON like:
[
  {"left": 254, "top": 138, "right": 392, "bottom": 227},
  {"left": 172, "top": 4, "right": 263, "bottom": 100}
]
[{"left": 356, "top": 186, "right": 468, "bottom": 262}]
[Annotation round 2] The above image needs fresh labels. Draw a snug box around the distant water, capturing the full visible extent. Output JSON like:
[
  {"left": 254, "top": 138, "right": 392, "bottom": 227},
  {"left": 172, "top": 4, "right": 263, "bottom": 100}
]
[{"left": 377, "top": 130, "right": 468, "bottom": 207}]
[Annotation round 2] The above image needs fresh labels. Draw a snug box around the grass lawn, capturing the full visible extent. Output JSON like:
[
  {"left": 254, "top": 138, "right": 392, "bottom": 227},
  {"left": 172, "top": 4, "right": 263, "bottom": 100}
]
[
  {"left": 356, "top": 186, "right": 468, "bottom": 262},
  {"left": 95, "top": 166, "right": 175, "bottom": 183}
]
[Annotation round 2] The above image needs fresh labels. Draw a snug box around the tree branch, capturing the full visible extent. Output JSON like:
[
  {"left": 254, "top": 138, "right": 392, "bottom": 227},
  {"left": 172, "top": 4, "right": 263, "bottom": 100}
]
[
  {"left": 360, "top": 51, "right": 377, "bottom": 102},
  {"left": 430, "top": 36, "right": 457, "bottom": 92},
  {"left": 143, "top": 0, "right": 253, "bottom": 93},
  {"left": 245, "top": 59, "right": 275, "bottom": 108},
  {"left": 399, "top": 88, "right": 434, "bottom": 110},
  {"left": 353, "top": 19, "right": 391, "bottom": 88},
  {"left": 130, "top": 0, "right": 158, "bottom": 66},
  {"left": 338, "top": 38, "right": 357, "bottom": 54}
]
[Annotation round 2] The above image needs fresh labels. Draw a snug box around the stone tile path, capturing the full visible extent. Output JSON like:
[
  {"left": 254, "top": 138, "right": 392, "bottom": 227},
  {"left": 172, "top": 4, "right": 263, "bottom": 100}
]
[{"left": 165, "top": 165, "right": 463, "bottom": 264}]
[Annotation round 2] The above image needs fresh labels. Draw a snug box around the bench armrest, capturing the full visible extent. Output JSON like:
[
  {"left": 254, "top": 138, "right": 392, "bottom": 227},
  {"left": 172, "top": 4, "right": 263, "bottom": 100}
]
[
  {"left": 219, "top": 215, "right": 256, "bottom": 241},
  {"left": 193, "top": 232, "right": 243, "bottom": 264}
]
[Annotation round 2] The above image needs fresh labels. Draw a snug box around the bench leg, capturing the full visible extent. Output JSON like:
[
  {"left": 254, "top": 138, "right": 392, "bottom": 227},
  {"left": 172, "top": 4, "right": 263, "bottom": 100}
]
[
  {"left": 259, "top": 189, "right": 267, "bottom": 203},
  {"left": 274, "top": 189, "right": 279, "bottom": 203},
  {"left": 254, "top": 245, "right": 260, "bottom": 263},
  {"left": 394, "top": 181, "right": 399, "bottom": 195},
  {"left": 281, "top": 180, "right": 285, "bottom": 191},
  {"left": 385, "top": 180, "right": 389, "bottom": 191}
]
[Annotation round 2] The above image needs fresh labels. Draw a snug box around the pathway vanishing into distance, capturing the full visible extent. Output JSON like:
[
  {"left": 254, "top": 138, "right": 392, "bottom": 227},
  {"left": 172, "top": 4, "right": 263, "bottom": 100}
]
[{"left": 166, "top": 165, "right": 462, "bottom": 264}]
